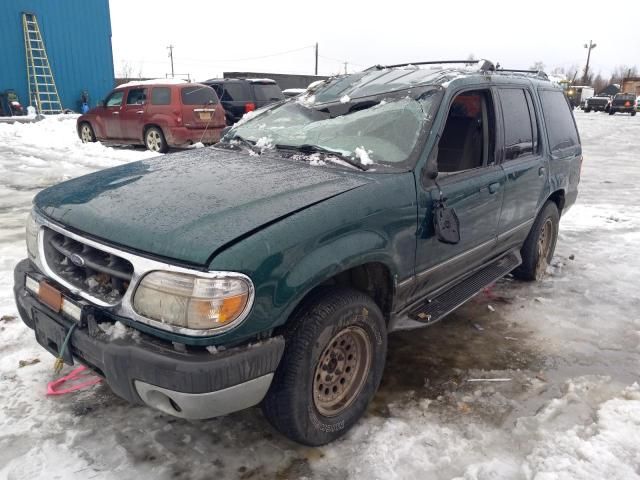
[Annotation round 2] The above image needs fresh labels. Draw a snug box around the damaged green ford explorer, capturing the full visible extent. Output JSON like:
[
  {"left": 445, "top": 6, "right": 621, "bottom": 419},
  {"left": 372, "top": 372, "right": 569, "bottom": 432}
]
[{"left": 14, "top": 60, "right": 582, "bottom": 445}]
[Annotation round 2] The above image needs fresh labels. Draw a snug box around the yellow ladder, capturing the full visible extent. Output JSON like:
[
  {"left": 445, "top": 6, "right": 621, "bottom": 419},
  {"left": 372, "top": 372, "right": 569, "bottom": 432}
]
[{"left": 22, "top": 12, "right": 63, "bottom": 114}]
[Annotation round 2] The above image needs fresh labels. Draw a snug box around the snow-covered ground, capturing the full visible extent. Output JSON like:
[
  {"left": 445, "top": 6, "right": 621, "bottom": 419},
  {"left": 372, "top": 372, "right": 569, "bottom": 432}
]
[{"left": 0, "top": 112, "right": 639, "bottom": 479}]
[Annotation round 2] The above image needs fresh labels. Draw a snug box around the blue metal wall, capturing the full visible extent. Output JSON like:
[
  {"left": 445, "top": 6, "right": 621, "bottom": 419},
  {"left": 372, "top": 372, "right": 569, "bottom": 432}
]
[{"left": 0, "top": 0, "right": 114, "bottom": 111}]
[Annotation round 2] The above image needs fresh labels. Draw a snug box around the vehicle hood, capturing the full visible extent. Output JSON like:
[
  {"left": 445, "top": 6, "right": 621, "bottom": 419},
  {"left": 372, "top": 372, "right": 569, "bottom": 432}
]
[{"left": 34, "top": 149, "right": 371, "bottom": 266}]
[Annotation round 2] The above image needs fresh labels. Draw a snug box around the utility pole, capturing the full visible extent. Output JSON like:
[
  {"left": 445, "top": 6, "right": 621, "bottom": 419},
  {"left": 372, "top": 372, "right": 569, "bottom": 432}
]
[
  {"left": 343, "top": 62, "right": 348, "bottom": 74},
  {"left": 582, "top": 40, "right": 596, "bottom": 84},
  {"left": 314, "top": 42, "right": 318, "bottom": 76},
  {"left": 167, "top": 44, "right": 175, "bottom": 78}
]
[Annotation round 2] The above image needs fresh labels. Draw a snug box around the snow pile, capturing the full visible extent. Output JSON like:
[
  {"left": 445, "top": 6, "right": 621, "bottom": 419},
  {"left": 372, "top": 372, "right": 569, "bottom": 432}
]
[
  {"left": 340, "top": 95, "right": 351, "bottom": 104},
  {"left": 117, "top": 78, "right": 187, "bottom": 88},
  {"left": 354, "top": 146, "right": 374, "bottom": 165}
]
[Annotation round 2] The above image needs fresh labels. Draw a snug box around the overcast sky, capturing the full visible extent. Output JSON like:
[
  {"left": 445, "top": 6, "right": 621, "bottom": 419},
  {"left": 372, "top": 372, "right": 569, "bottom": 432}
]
[{"left": 109, "top": 0, "right": 639, "bottom": 82}]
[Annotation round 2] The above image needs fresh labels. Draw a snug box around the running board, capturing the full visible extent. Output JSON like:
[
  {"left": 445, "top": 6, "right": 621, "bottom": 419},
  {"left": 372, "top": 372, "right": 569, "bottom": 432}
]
[{"left": 408, "top": 251, "right": 521, "bottom": 324}]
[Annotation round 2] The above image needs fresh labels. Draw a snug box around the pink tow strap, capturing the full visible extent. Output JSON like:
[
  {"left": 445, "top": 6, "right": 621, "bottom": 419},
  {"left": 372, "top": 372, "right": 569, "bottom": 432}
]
[{"left": 47, "top": 365, "right": 101, "bottom": 395}]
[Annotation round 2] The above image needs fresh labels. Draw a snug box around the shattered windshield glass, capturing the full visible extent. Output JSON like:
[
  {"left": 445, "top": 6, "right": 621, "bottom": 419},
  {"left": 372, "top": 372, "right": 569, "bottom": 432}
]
[{"left": 226, "top": 91, "right": 438, "bottom": 169}]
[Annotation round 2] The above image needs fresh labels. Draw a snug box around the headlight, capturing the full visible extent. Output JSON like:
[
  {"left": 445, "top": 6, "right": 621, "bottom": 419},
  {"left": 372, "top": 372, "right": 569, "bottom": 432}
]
[
  {"left": 26, "top": 211, "right": 39, "bottom": 260},
  {"left": 132, "top": 271, "right": 253, "bottom": 332}
]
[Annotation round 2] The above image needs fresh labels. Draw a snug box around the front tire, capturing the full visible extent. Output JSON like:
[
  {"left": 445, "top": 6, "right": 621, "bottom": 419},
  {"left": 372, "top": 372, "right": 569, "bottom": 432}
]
[
  {"left": 144, "top": 126, "right": 169, "bottom": 153},
  {"left": 262, "top": 287, "right": 387, "bottom": 446},
  {"left": 79, "top": 122, "right": 96, "bottom": 143},
  {"left": 513, "top": 201, "right": 560, "bottom": 281}
]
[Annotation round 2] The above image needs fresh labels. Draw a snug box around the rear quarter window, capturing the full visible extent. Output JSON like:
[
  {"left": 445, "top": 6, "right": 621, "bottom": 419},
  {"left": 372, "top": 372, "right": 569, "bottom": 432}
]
[
  {"left": 151, "top": 87, "right": 171, "bottom": 105},
  {"left": 181, "top": 86, "right": 219, "bottom": 105},
  {"left": 219, "top": 83, "right": 248, "bottom": 102},
  {"left": 539, "top": 90, "right": 580, "bottom": 157},
  {"left": 252, "top": 83, "right": 284, "bottom": 102}
]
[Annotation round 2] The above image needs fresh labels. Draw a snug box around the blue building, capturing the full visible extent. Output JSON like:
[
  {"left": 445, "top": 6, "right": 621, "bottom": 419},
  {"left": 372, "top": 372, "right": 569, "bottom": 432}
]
[{"left": 0, "top": 0, "right": 114, "bottom": 112}]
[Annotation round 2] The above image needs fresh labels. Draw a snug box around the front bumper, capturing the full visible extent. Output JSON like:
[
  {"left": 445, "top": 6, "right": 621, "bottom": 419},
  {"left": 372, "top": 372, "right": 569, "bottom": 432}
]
[{"left": 14, "top": 259, "right": 284, "bottom": 419}]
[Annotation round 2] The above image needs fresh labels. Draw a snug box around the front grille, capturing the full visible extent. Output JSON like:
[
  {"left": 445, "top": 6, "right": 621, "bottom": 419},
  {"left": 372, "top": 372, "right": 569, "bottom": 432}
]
[{"left": 42, "top": 227, "right": 134, "bottom": 304}]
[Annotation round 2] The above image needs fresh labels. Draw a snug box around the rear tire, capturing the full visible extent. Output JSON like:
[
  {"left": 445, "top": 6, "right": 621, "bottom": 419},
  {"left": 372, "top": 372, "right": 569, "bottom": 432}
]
[
  {"left": 609, "top": 109, "right": 615, "bottom": 115},
  {"left": 513, "top": 201, "right": 559, "bottom": 281},
  {"left": 631, "top": 111, "right": 636, "bottom": 117},
  {"left": 144, "top": 126, "right": 169, "bottom": 153},
  {"left": 262, "top": 287, "right": 387, "bottom": 446},
  {"left": 79, "top": 122, "right": 96, "bottom": 143}
]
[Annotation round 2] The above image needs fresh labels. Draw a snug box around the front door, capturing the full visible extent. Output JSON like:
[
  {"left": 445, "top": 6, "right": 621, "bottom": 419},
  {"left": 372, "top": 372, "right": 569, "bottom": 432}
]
[
  {"left": 413, "top": 88, "right": 505, "bottom": 300},
  {"left": 120, "top": 87, "right": 147, "bottom": 141},
  {"left": 102, "top": 90, "right": 125, "bottom": 139},
  {"left": 496, "top": 87, "right": 548, "bottom": 251}
]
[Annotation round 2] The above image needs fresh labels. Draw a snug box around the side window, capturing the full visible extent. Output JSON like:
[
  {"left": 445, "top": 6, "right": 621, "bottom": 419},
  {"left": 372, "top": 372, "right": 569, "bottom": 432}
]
[
  {"left": 105, "top": 91, "right": 124, "bottom": 107},
  {"left": 221, "top": 83, "right": 247, "bottom": 102},
  {"left": 210, "top": 84, "right": 223, "bottom": 98},
  {"left": 151, "top": 87, "right": 171, "bottom": 105},
  {"left": 539, "top": 90, "right": 580, "bottom": 156},
  {"left": 498, "top": 89, "right": 534, "bottom": 161},
  {"left": 126, "top": 88, "right": 146, "bottom": 105},
  {"left": 437, "top": 90, "right": 495, "bottom": 173}
]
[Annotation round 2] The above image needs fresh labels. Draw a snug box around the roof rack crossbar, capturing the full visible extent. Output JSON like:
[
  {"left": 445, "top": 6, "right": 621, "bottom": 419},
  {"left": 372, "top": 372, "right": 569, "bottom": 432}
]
[
  {"left": 372, "top": 59, "right": 496, "bottom": 73},
  {"left": 496, "top": 68, "right": 549, "bottom": 80}
]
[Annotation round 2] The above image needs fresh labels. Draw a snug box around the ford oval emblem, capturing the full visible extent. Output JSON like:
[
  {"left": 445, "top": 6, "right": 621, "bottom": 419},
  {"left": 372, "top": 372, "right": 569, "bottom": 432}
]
[{"left": 69, "top": 253, "right": 85, "bottom": 267}]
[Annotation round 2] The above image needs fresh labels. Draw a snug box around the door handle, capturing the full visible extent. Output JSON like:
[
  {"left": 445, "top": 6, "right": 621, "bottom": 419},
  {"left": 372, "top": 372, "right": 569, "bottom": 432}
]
[
  {"left": 488, "top": 182, "right": 500, "bottom": 194},
  {"left": 135, "top": 111, "right": 144, "bottom": 114},
  {"left": 112, "top": 111, "right": 119, "bottom": 115},
  {"left": 538, "top": 166, "right": 546, "bottom": 176}
]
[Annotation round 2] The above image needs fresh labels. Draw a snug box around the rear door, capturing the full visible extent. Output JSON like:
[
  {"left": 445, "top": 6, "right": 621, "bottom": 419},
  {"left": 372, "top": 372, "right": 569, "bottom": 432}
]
[
  {"left": 496, "top": 87, "right": 548, "bottom": 251},
  {"left": 180, "top": 85, "right": 225, "bottom": 130},
  {"left": 250, "top": 82, "right": 285, "bottom": 109},
  {"left": 119, "top": 87, "right": 147, "bottom": 140},
  {"left": 102, "top": 90, "right": 125, "bottom": 139}
]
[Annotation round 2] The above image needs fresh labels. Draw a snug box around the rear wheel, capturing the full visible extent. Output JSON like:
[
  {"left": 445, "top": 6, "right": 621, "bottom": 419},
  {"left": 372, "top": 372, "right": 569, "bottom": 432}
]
[
  {"left": 144, "top": 126, "right": 168, "bottom": 153},
  {"left": 513, "top": 201, "right": 559, "bottom": 281},
  {"left": 631, "top": 111, "right": 636, "bottom": 117},
  {"left": 79, "top": 122, "right": 96, "bottom": 143},
  {"left": 262, "top": 287, "right": 387, "bottom": 446},
  {"left": 609, "top": 109, "right": 615, "bottom": 115},
  {"left": 584, "top": 108, "right": 591, "bottom": 113}
]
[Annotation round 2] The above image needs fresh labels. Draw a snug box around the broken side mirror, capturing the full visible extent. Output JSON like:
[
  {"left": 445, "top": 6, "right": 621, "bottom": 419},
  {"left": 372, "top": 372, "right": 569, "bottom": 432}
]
[{"left": 434, "top": 200, "right": 460, "bottom": 244}]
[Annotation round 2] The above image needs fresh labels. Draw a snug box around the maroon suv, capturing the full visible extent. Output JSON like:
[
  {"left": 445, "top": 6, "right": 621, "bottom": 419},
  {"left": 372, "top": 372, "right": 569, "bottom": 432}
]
[{"left": 77, "top": 81, "right": 226, "bottom": 152}]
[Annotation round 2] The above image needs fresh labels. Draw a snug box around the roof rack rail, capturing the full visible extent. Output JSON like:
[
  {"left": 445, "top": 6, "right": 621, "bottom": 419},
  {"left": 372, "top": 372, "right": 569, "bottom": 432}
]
[
  {"left": 495, "top": 68, "right": 549, "bottom": 80},
  {"left": 369, "top": 59, "right": 496, "bottom": 73}
]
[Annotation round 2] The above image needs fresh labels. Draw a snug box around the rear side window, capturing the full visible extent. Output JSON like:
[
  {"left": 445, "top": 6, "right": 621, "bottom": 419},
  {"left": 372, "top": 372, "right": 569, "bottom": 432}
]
[
  {"left": 181, "top": 86, "right": 218, "bottom": 105},
  {"left": 151, "top": 87, "right": 171, "bottom": 105},
  {"left": 539, "top": 90, "right": 580, "bottom": 156},
  {"left": 499, "top": 88, "right": 534, "bottom": 160},
  {"left": 219, "top": 83, "right": 248, "bottom": 102},
  {"left": 252, "top": 83, "right": 284, "bottom": 102},
  {"left": 126, "top": 88, "right": 146, "bottom": 105}
]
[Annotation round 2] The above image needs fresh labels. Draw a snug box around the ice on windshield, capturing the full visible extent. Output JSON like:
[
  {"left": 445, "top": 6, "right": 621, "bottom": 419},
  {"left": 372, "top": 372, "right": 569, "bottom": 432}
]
[{"left": 231, "top": 96, "right": 434, "bottom": 165}]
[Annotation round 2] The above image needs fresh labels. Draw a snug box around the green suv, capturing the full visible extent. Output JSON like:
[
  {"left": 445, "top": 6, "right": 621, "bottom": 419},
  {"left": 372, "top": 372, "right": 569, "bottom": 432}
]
[{"left": 14, "top": 60, "right": 582, "bottom": 446}]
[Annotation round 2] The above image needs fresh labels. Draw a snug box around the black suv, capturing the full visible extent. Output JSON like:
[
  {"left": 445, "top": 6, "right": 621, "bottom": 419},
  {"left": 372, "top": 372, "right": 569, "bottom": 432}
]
[
  {"left": 204, "top": 78, "right": 285, "bottom": 125},
  {"left": 609, "top": 93, "right": 637, "bottom": 115}
]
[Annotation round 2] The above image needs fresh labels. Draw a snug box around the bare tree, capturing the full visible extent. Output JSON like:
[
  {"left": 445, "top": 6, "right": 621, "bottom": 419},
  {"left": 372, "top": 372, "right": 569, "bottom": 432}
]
[
  {"left": 609, "top": 65, "right": 638, "bottom": 85},
  {"left": 591, "top": 72, "right": 607, "bottom": 93},
  {"left": 529, "top": 61, "right": 545, "bottom": 72},
  {"left": 118, "top": 61, "right": 134, "bottom": 79}
]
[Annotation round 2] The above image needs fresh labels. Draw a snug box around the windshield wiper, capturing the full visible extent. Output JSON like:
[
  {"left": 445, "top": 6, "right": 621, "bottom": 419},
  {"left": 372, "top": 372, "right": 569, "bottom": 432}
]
[
  {"left": 226, "top": 134, "right": 261, "bottom": 154},
  {"left": 276, "top": 143, "right": 368, "bottom": 171}
]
